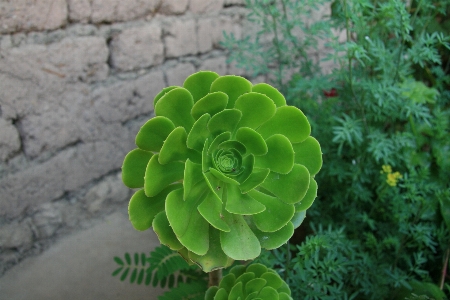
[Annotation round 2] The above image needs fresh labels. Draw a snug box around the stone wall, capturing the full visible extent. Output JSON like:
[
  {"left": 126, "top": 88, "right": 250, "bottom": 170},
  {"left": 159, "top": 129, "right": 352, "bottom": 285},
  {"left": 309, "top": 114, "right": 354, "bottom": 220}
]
[{"left": 0, "top": 0, "right": 246, "bottom": 276}]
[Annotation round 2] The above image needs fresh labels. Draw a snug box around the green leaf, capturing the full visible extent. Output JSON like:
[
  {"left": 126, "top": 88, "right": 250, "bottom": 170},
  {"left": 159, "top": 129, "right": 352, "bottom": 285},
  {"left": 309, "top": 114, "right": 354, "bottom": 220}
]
[
  {"left": 205, "top": 286, "right": 220, "bottom": 300},
  {"left": 246, "top": 278, "right": 267, "bottom": 294},
  {"left": 292, "top": 137, "right": 322, "bottom": 176},
  {"left": 188, "top": 228, "right": 230, "bottom": 272},
  {"left": 235, "top": 272, "right": 256, "bottom": 290},
  {"left": 112, "top": 266, "right": 123, "bottom": 276},
  {"left": 183, "top": 70, "right": 220, "bottom": 102},
  {"left": 246, "top": 264, "right": 267, "bottom": 278},
  {"left": 165, "top": 189, "right": 209, "bottom": 255},
  {"left": 257, "top": 106, "right": 311, "bottom": 144},
  {"left": 229, "top": 281, "right": 245, "bottom": 300},
  {"left": 236, "top": 127, "right": 268, "bottom": 156},
  {"left": 198, "top": 191, "right": 230, "bottom": 232},
  {"left": 158, "top": 127, "right": 189, "bottom": 164},
  {"left": 260, "top": 164, "right": 310, "bottom": 204},
  {"left": 210, "top": 75, "right": 253, "bottom": 108},
  {"left": 129, "top": 187, "right": 180, "bottom": 231},
  {"left": 209, "top": 168, "right": 240, "bottom": 185},
  {"left": 153, "top": 86, "right": 179, "bottom": 107},
  {"left": 219, "top": 273, "right": 236, "bottom": 293},
  {"left": 144, "top": 154, "right": 185, "bottom": 197},
  {"left": 137, "top": 269, "right": 144, "bottom": 284},
  {"left": 125, "top": 253, "right": 131, "bottom": 265},
  {"left": 152, "top": 211, "right": 184, "bottom": 250},
  {"left": 291, "top": 210, "right": 306, "bottom": 229},
  {"left": 258, "top": 286, "right": 279, "bottom": 300},
  {"left": 252, "top": 83, "right": 286, "bottom": 107},
  {"left": 440, "top": 196, "right": 450, "bottom": 232},
  {"left": 239, "top": 168, "right": 270, "bottom": 194},
  {"left": 295, "top": 178, "right": 317, "bottom": 211},
  {"left": 135, "top": 116, "right": 175, "bottom": 152},
  {"left": 191, "top": 92, "right": 228, "bottom": 120},
  {"left": 183, "top": 159, "right": 205, "bottom": 202},
  {"left": 130, "top": 268, "right": 137, "bottom": 283},
  {"left": 154, "top": 87, "right": 195, "bottom": 132},
  {"left": 207, "top": 109, "right": 242, "bottom": 137},
  {"left": 279, "top": 292, "right": 292, "bottom": 300},
  {"left": 122, "top": 149, "right": 153, "bottom": 188},
  {"left": 254, "top": 134, "right": 294, "bottom": 174},
  {"left": 220, "top": 212, "right": 261, "bottom": 260},
  {"left": 114, "top": 256, "right": 124, "bottom": 266},
  {"left": 120, "top": 267, "right": 130, "bottom": 281},
  {"left": 186, "top": 113, "right": 211, "bottom": 152},
  {"left": 234, "top": 92, "right": 277, "bottom": 129},
  {"left": 260, "top": 272, "right": 282, "bottom": 290},
  {"left": 253, "top": 222, "right": 294, "bottom": 250},
  {"left": 213, "top": 288, "right": 229, "bottom": 300},
  {"left": 208, "top": 132, "right": 232, "bottom": 154},
  {"left": 249, "top": 189, "right": 295, "bottom": 232},
  {"left": 225, "top": 183, "right": 266, "bottom": 215}
]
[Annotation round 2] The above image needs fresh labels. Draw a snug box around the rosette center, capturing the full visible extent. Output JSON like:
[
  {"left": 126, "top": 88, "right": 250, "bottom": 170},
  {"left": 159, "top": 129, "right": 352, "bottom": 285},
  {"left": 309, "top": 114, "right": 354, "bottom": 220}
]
[{"left": 214, "top": 149, "right": 242, "bottom": 174}]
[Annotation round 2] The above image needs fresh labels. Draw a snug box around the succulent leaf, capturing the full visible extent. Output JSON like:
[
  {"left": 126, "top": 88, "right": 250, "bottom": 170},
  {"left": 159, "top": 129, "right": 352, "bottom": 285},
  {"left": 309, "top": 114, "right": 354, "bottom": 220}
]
[
  {"left": 205, "top": 263, "right": 293, "bottom": 300},
  {"left": 121, "top": 72, "right": 322, "bottom": 271}
]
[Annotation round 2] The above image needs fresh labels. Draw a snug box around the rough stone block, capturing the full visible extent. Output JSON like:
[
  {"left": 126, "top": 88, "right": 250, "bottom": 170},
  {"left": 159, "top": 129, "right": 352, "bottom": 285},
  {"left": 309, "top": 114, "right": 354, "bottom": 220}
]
[
  {"left": 211, "top": 15, "right": 242, "bottom": 47},
  {"left": 0, "top": 141, "right": 127, "bottom": 218},
  {"left": 32, "top": 203, "right": 63, "bottom": 239},
  {"left": 189, "top": 0, "right": 224, "bottom": 14},
  {"left": 84, "top": 174, "right": 129, "bottom": 213},
  {"left": 224, "top": 0, "right": 245, "bottom": 5},
  {"left": 165, "top": 18, "right": 197, "bottom": 58},
  {"left": 199, "top": 56, "right": 227, "bottom": 76},
  {"left": 110, "top": 24, "right": 164, "bottom": 71},
  {"left": 0, "top": 0, "right": 67, "bottom": 34},
  {"left": 197, "top": 19, "right": 214, "bottom": 53},
  {"left": 0, "top": 221, "right": 33, "bottom": 249},
  {"left": 67, "top": 0, "right": 91, "bottom": 23},
  {"left": 165, "top": 63, "right": 196, "bottom": 86},
  {"left": 90, "top": 0, "right": 161, "bottom": 23},
  {"left": 0, "top": 118, "right": 21, "bottom": 161},
  {"left": 159, "top": 0, "right": 189, "bottom": 15},
  {"left": 92, "top": 70, "right": 164, "bottom": 123}
]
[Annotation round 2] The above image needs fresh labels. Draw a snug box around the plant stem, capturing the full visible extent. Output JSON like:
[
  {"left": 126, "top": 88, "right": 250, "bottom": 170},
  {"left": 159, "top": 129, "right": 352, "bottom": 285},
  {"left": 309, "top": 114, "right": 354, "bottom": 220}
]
[
  {"left": 440, "top": 248, "right": 449, "bottom": 290},
  {"left": 208, "top": 269, "right": 222, "bottom": 287}
]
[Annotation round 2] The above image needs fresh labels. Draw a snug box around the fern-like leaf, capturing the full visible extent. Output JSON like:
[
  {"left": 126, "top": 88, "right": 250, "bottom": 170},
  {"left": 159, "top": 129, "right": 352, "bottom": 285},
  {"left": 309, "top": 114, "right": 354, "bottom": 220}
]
[{"left": 112, "top": 252, "right": 148, "bottom": 284}]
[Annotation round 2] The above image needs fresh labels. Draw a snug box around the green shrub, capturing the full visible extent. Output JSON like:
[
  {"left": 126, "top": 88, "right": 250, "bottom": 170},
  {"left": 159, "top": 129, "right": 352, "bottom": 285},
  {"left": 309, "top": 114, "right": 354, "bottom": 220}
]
[{"left": 223, "top": 0, "right": 450, "bottom": 298}]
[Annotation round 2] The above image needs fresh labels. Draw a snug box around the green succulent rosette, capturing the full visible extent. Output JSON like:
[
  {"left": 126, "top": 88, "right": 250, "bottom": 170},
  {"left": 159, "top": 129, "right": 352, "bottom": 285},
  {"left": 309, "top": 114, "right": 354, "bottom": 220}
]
[
  {"left": 122, "top": 71, "right": 322, "bottom": 272},
  {"left": 205, "top": 263, "right": 293, "bottom": 300}
]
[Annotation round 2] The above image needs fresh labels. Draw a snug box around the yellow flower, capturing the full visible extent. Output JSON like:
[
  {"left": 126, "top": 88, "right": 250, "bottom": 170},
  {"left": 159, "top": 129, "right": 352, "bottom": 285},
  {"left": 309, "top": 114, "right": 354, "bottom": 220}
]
[{"left": 381, "top": 165, "right": 402, "bottom": 186}]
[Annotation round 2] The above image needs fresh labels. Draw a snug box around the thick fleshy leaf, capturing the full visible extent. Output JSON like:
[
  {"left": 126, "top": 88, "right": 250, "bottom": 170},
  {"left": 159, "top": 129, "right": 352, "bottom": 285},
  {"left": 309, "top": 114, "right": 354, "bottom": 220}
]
[
  {"left": 257, "top": 106, "right": 311, "bottom": 143},
  {"left": 205, "top": 286, "right": 220, "bottom": 300},
  {"left": 228, "top": 282, "right": 244, "bottom": 300},
  {"left": 291, "top": 210, "right": 306, "bottom": 229},
  {"left": 252, "top": 83, "right": 286, "bottom": 107},
  {"left": 235, "top": 92, "right": 276, "bottom": 129},
  {"left": 230, "top": 265, "right": 247, "bottom": 278},
  {"left": 187, "top": 113, "right": 211, "bottom": 152},
  {"left": 217, "top": 140, "right": 246, "bottom": 156},
  {"left": 258, "top": 286, "right": 279, "bottom": 300},
  {"left": 152, "top": 210, "right": 184, "bottom": 250},
  {"left": 279, "top": 293, "right": 293, "bottom": 300},
  {"left": 235, "top": 272, "right": 256, "bottom": 289},
  {"left": 122, "top": 149, "right": 153, "bottom": 188},
  {"left": 226, "top": 183, "right": 266, "bottom": 215},
  {"left": 198, "top": 191, "right": 230, "bottom": 232},
  {"left": 188, "top": 228, "right": 230, "bottom": 272},
  {"left": 210, "top": 168, "right": 240, "bottom": 185},
  {"left": 236, "top": 127, "right": 268, "bottom": 156},
  {"left": 208, "top": 132, "right": 231, "bottom": 154},
  {"left": 254, "top": 134, "right": 294, "bottom": 174},
  {"left": 144, "top": 154, "right": 185, "bottom": 197},
  {"left": 235, "top": 155, "right": 255, "bottom": 186},
  {"left": 207, "top": 109, "right": 242, "bottom": 136},
  {"left": 295, "top": 177, "right": 317, "bottom": 211},
  {"left": 292, "top": 137, "right": 322, "bottom": 176},
  {"left": 219, "top": 273, "right": 236, "bottom": 293},
  {"left": 260, "top": 272, "right": 283, "bottom": 290},
  {"left": 129, "top": 185, "right": 180, "bottom": 231},
  {"left": 260, "top": 164, "right": 310, "bottom": 204},
  {"left": 249, "top": 189, "right": 295, "bottom": 232},
  {"left": 183, "top": 71, "right": 220, "bottom": 102},
  {"left": 153, "top": 86, "right": 179, "bottom": 107},
  {"left": 166, "top": 189, "right": 209, "bottom": 255},
  {"left": 246, "top": 264, "right": 267, "bottom": 278},
  {"left": 154, "top": 87, "right": 195, "bottom": 131},
  {"left": 183, "top": 159, "right": 205, "bottom": 201},
  {"left": 212, "top": 288, "right": 228, "bottom": 300},
  {"left": 210, "top": 75, "right": 253, "bottom": 108},
  {"left": 135, "top": 116, "right": 175, "bottom": 152},
  {"left": 191, "top": 92, "right": 228, "bottom": 120},
  {"left": 252, "top": 222, "right": 294, "bottom": 250},
  {"left": 220, "top": 212, "right": 261, "bottom": 260},
  {"left": 246, "top": 278, "right": 267, "bottom": 294},
  {"left": 239, "top": 168, "right": 270, "bottom": 194},
  {"left": 159, "top": 127, "right": 189, "bottom": 164}
]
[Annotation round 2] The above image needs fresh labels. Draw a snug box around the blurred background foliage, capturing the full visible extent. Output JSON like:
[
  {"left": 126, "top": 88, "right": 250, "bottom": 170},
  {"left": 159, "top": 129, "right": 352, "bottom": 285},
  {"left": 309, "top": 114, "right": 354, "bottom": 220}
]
[{"left": 222, "top": 0, "right": 450, "bottom": 298}]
